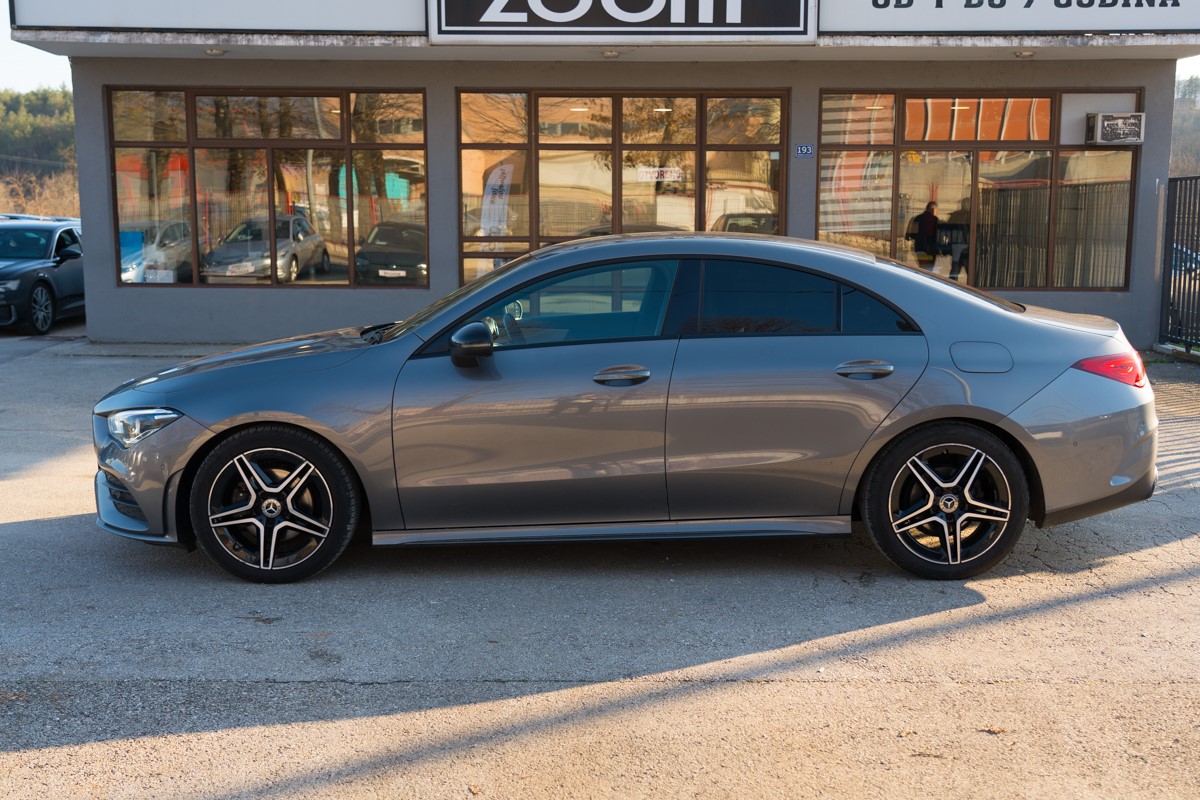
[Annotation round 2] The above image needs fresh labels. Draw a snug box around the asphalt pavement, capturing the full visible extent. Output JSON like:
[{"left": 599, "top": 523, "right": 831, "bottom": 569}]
[{"left": 0, "top": 321, "right": 1197, "bottom": 799}]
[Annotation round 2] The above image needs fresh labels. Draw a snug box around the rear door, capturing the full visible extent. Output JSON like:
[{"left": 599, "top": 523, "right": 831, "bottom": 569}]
[{"left": 666, "top": 258, "right": 928, "bottom": 520}]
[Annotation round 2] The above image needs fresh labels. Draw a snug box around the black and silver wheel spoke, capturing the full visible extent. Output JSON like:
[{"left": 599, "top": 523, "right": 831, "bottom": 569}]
[
  {"left": 205, "top": 447, "right": 334, "bottom": 571},
  {"left": 889, "top": 443, "right": 1012, "bottom": 567}
]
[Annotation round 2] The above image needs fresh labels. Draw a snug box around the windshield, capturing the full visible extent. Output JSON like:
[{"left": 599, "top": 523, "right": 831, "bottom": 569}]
[
  {"left": 376, "top": 252, "right": 538, "bottom": 343},
  {"left": 223, "top": 220, "right": 285, "bottom": 243},
  {"left": 874, "top": 256, "right": 1025, "bottom": 313},
  {"left": 0, "top": 228, "right": 51, "bottom": 259}
]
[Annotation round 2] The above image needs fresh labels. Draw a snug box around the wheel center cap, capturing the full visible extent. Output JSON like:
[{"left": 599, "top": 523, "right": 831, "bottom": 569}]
[
  {"left": 261, "top": 498, "right": 283, "bottom": 519},
  {"left": 939, "top": 494, "right": 961, "bottom": 514}
]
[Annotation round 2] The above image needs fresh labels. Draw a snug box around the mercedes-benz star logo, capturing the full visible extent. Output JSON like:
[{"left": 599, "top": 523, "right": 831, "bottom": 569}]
[{"left": 261, "top": 498, "right": 283, "bottom": 519}]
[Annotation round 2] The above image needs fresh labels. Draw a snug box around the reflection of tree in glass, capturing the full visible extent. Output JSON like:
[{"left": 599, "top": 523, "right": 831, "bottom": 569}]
[
  {"left": 352, "top": 93, "right": 424, "bottom": 143},
  {"left": 707, "top": 98, "right": 782, "bottom": 145},
  {"left": 623, "top": 97, "right": 697, "bottom": 146},
  {"left": 461, "top": 93, "right": 528, "bottom": 143}
]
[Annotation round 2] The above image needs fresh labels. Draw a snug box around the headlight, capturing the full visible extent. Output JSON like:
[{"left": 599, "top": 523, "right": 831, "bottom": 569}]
[
  {"left": 107, "top": 408, "right": 181, "bottom": 448},
  {"left": 0, "top": 279, "right": 19, "bottom": 292}
]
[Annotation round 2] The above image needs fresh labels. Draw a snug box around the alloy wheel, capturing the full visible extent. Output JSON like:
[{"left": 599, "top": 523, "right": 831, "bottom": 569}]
[
  {"left": 888, "top": 443, "right": 1011, "bottom": 566},
  {"left": 29, "top": 284, "right": 54, "bottom": 334},
  {"left": 204, "top": 447, "right": 335, "bottom": 571}
]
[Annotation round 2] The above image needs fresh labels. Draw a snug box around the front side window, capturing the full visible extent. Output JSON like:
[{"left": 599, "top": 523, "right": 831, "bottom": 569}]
[{"left": 468, "top": 260, "right": 678, "bottom": 348}]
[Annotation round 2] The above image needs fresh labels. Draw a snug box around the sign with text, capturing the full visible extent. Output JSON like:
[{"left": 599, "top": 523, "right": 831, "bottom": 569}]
[
  {"left": 11, "top": 0, "right": 426, "bottom": 32},
  {"left": 820, "top": 0, "right": 1197, "bottom": 35},
  {"left": 431, "top": 0, "right": 816, "bottom": 43}
]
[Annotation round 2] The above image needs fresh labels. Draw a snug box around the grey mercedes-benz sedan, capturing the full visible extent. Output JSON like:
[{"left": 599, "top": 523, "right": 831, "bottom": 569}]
[{"left": 93, "top": 234, "right": 1157, "bottom": 582}]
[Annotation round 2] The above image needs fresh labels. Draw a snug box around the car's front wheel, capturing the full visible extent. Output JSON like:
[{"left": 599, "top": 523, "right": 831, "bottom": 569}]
[
  {"left": 861, "top": 423, "right": 1029, "bottom": 579},
  {"left": 27, "top": 282, "right": 55, "bottom": 335},
  {"left": 189, "top": 425, "right": 360, "bottom": 582}
]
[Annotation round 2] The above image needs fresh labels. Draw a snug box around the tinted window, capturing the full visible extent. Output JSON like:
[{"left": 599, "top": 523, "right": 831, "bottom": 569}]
[
  {"left": 470, "top": 259, "right": 678, "bottom": 348},
  {"left": 841, "top": 285, "right": 912, "bottom": 334},
  {"left": 701, "top": 260, "right": 836, "bottom": 334},
  {"left": 0, "top": 228, "right": 51, "bottom": 259}
]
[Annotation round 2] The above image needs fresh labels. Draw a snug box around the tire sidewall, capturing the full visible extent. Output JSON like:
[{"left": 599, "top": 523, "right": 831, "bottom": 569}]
[
  {"left": 28, "top": 283, "right": 54, "bottom": 335},
  {"left": 189, "top": 425, "right": 359, "bottom": 583},
  {"left": 862, "top": 423, "right": 1029, "bottom": 580}
]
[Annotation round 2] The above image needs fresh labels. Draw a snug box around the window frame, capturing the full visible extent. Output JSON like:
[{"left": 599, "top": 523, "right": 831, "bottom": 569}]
[
  {"left": 458, "top": 89, "right": 789, "bottom": 286},
  {"left": 106, "top": 86, "right": 429, "bottom": 290},
  {"left": 817, "top": 88, "right": 1141, "bottom": 292}
]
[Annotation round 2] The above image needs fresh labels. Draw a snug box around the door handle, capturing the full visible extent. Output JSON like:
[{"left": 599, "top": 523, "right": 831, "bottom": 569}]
[
  {"left": 835, "top": 360, "right": 895, "bottom": 379},
  {"left": 593, "top": 365, "right": 652, "bottom": 386}
]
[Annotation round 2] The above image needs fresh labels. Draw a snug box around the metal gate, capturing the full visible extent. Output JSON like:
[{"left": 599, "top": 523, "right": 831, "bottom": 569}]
[{"left": 1162, "top": 176, "right": 1200, "bottom": 349}]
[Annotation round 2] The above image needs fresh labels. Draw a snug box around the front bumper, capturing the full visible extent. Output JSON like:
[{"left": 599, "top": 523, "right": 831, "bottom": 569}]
[{"left": 93, "top": 412, "right": 214, "bottom": 544}]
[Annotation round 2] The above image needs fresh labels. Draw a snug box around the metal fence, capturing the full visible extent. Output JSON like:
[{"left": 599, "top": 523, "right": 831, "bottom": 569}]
[{"left": 1162, "top": 176, "right": 1200, "bottom": 349}]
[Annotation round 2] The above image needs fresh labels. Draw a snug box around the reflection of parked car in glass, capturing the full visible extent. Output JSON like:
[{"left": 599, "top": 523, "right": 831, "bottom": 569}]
[
  {"left": 711, "top": 213, "right": 778, "bottom": 234},
  {"left": 202, "top": 215, "right": 328, "bottom": 283},
  {"left": 578, "top": 223, "right": 684, "bottom": 238},
  {"left": 354, "top": 222, "right": 428, "bottom": 286},
  {"left": 0, "top": 218, "right": 84, "bottom": 334},
  {"left": 120, "top": 219, "right": 192, "bottom": 284}
]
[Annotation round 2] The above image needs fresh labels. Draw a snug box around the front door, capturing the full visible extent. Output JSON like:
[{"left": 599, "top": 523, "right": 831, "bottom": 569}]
[{"left": 393, "top": 259, "right": 680, "bottom": 530}]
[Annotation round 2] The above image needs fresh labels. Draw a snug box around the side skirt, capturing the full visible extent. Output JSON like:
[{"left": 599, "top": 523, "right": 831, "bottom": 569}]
[{"left": 373, "top": 516, "right": 852, "bottom": 547}]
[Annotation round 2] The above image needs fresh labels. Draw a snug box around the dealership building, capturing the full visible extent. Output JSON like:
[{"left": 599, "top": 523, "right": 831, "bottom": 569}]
[{"left": 9, "top": 0, "right": 1200, "bottom": 344}]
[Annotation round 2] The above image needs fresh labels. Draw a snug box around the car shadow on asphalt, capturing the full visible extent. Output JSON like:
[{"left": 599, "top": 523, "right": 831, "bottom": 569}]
[{"left": 2, "top": 501, "right": 1198, "bottom": 766}]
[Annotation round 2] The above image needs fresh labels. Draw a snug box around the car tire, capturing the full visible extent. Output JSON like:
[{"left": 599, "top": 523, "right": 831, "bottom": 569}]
[
  {"left": 27, "top": 282, "right": 55, "bottom": 335},
  {"left": 189, "top": 425, "right": 361, "bottom": 583},
  {"left": 860, "top": 422, "right": 1029, "bottom": 580},
  {"left": 319, "top": 250, "right": 330, "bottom": 274}
]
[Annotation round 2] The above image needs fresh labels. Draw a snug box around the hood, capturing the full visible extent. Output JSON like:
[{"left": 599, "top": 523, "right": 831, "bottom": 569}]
[
  {"left": 0, "top": 258, "right": 44, "bottom": 277},
  {"left": 96, "top": 327, "right": 377, "bottom": 407}
]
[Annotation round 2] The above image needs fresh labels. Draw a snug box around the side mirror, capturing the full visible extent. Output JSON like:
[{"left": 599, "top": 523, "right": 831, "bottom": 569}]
[
  {"left": 449, "top": 321, "right": 494, "bottom": 368},
  {"left": 57, "top": 245, "right": 82, "bottom": 263}
]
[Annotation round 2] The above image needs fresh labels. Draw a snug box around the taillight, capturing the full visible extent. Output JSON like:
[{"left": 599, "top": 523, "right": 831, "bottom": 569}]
[{"left": 1072, "top": 351, "right": 1147, "bottom": 388}]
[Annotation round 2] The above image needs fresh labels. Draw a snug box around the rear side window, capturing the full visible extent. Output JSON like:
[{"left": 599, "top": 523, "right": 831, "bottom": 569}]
[
  {"left": 696, "top": 259, "right": 915, "bottom": 336},
  {"left": 701, "top": 260, "right": 836, "bottom": 334}
]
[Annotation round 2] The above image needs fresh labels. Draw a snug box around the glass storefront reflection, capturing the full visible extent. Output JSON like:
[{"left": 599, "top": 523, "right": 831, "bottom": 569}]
[
  {"left": 621, "top": 151, "right": 695, "bottom": 233},
  {"left": 195, "top": 149, "right": 271, "bottom": 284},
  {"left": 273, "top": 150, "right": 349, "bottom": 285},
  {"left": 896, "top": 151, "right": 973, "bottom": 279},
  {"left": 976, "top": 150, "right": 1052, "bottom": 288},
  {"left": 351, "top": 93, "right": 424, "bottom": 144},
  {"left": 538, "top": 97, "right": 612, "bottom": 144},
  {"left": 538, "top": 150, "right": 613, "bottom": 238},
  {"left": 1054, "top": 150, "right": 1132, "bottom": 289},
  {"left": 706, "top": 98, "right": 782, "bottom": 145},
  {"left": 623, "top": 97, "right": 697, "bottom": 145},
  {"left": 115, "top": 147, "right": 192, "bottom": 283},
  {"left": 195, "top": 95, "right": 342, "bottom": 140},
  {"left": 112, "top": 91, "right": 186, "bottom": 142},
  {"left": 353, "top": 149, "right": 429, "bottom": 287},
  {"left": 704, "top": 151, "right": 779, "bottom": 232},
  {"left": 461, "top": 93, "right": 529, "bottom": 144},
  {"left": 461, "top": 150, "right": 530, "bottom": 238},
  {"left": 818, "top": 150, "right": 893, "bottom": 258}
]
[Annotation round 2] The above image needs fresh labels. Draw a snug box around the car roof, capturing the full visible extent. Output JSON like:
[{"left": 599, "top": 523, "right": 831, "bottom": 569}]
[{"left": 0, "top": 218, "right": 80, "bottom": 230}]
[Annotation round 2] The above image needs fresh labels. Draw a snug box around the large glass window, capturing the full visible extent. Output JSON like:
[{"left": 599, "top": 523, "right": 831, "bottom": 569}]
[
  {"left": 701, "top": 261, "right": 836, "bottom": 335},
  {"left": 109, "top": 89, "right": 427, "bottom": 289},
  {"left": 460, "top": 91, "right": 786, "bottom": 283},
  {"left": 819, "top": 91, "right": 1135, "bottom": 290}
]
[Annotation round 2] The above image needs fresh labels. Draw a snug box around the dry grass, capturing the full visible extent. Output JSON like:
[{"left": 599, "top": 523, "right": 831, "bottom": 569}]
[{"left": 1, "top": 169, "right": 79, "bottom": 218}]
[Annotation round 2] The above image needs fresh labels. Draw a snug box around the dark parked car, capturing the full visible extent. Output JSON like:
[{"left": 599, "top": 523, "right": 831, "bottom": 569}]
[
  {"left": 94, "top": 233, "right": 1157, "bottom": 583},
  {"left": 202, "top": 215, "right": 328, "bottom": 284},
  {"left": 354, "top": 221, "right": 428, "bottom": 286},
  {"left": 0, "top": 218, "right": 84, "bottom": 334}
]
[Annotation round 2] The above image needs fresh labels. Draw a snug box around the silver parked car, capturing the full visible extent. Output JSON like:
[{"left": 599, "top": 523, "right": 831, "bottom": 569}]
[
  {"left": 93, "top": 234, "right": 1157, "bottom": 583},
  {"left": 201, "top": 215, "right": 328, "bottom": 284}
]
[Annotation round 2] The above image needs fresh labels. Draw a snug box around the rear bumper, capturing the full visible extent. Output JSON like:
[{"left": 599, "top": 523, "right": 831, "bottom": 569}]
[{"left": 1038, "top": 464, "right": 1156, "bottom": 528}]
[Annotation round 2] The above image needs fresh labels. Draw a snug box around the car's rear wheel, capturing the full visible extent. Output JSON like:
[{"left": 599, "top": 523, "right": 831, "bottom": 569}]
[
  {"left": 319, "top": 250, "right": 330, "bottom": 274},
  {"left": 861, "top": 423, "right": 1029, "bottom": 579},
  {"left": 189, "top": 425, "right": 360, "bottom": 583},
  {"left": 27, "top": 283, "right": 55, "bottom": 335}
]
